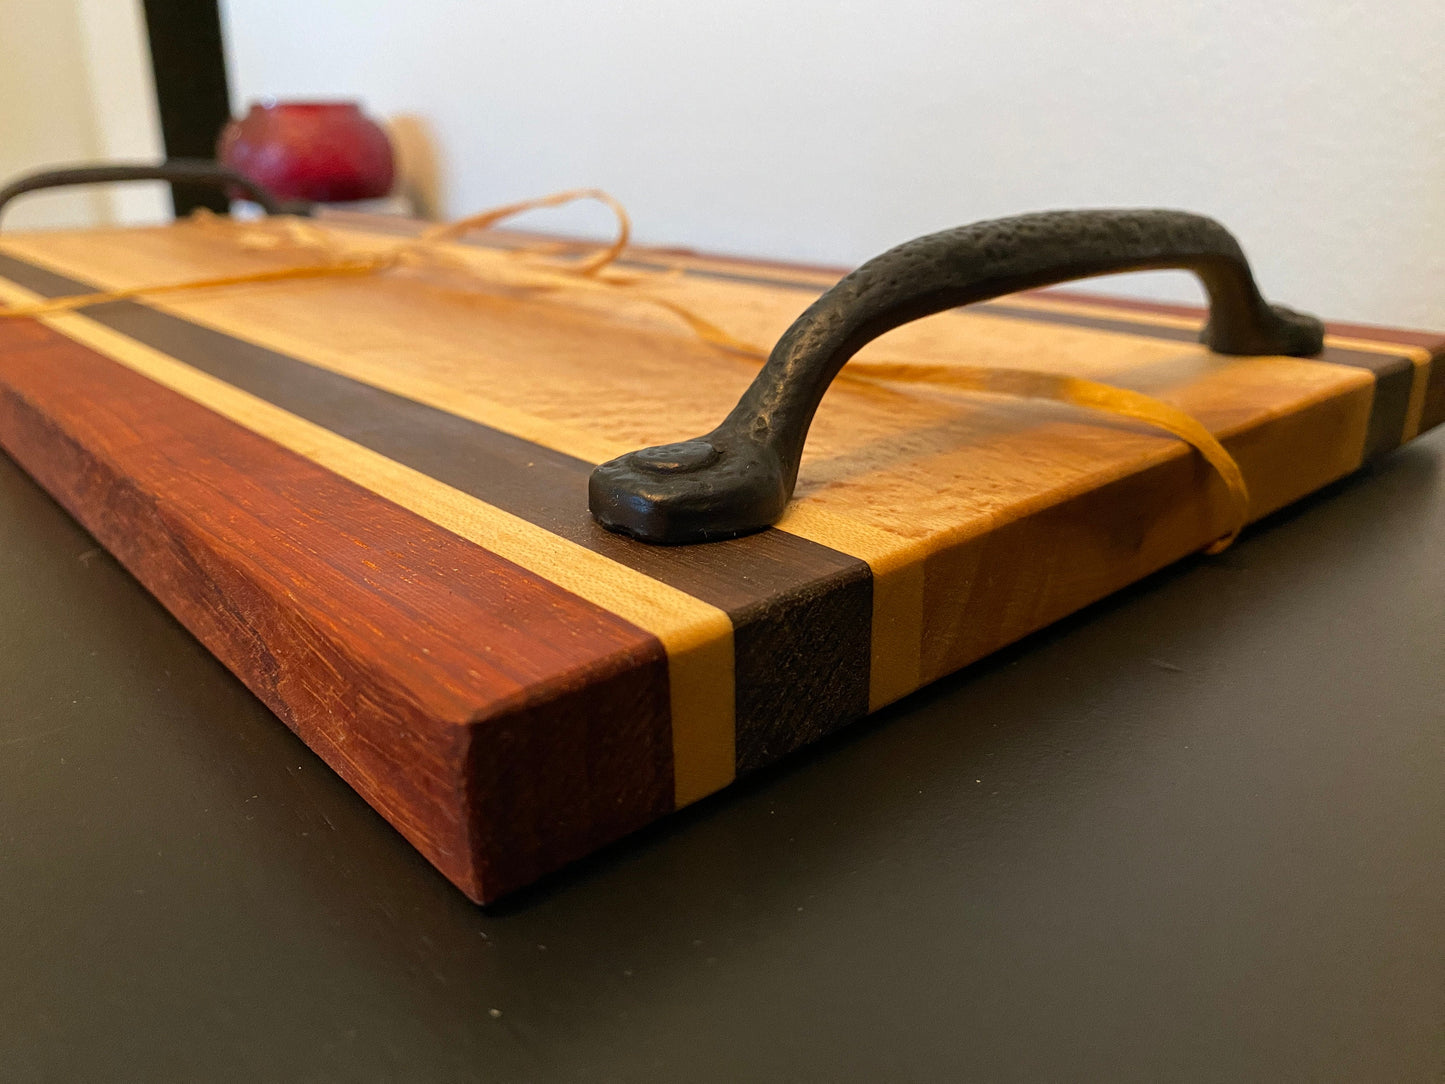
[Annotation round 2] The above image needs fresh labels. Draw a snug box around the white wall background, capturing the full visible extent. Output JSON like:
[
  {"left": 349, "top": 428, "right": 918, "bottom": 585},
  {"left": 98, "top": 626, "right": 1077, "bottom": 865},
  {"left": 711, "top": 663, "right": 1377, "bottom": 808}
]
[
  {"left": 0, "top": 0, "right": 167, "bottom": 230},
  {"left": 221, "top": 0, "right": 1444, "bottom": 327},
  {"left": 3, "top": 0, "right": 1433, "bottom": 326}
]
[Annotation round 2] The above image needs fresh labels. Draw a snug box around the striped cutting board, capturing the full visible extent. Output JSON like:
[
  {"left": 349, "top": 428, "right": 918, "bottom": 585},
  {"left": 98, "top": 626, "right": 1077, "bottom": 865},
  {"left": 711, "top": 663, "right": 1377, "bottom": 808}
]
[{"left": 0, "top": 218, "right": 1439, "bottom": 902}]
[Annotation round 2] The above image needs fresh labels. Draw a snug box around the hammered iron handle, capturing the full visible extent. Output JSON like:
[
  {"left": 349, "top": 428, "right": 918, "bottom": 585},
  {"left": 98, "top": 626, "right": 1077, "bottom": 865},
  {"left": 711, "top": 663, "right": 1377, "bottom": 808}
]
[
  {"left": 589, "top": 208, "right": 1325, "bottom": 544},
  {"left": 0, "top": 159, "right": 309, "bottom": 226}
]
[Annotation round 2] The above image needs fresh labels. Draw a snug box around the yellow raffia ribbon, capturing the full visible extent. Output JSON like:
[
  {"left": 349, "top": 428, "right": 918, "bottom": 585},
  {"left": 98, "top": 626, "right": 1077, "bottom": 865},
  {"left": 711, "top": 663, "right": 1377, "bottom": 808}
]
[
  {"left": 839, "top": 362, "right": 1248, "bottom": 553},
  {"left": 0, "top": 189, "right": 1250, "bottom": 551}
]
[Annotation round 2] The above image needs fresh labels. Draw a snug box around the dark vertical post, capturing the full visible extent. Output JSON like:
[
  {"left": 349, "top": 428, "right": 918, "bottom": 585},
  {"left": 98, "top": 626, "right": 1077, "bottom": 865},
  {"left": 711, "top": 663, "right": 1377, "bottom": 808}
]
[{"left": 141, "top": 0, "right": 233, "bottom": 216}]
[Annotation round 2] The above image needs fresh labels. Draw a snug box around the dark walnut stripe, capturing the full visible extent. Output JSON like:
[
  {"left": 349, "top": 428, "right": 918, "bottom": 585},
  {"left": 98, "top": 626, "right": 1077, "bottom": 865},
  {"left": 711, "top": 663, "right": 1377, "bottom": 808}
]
[
  {"left": 1424, "top": 357, "right": 1445, "bottom": 434},
  {"left": 1338, "top": 348, "right": 1417, "bottom": 462},
  {"left": 977, "top": 300, "right": 1421, "bottom": 463},
  {"left": 0, "top": 252, "right": 872, "bottom": 772},
  {"left": 0, "top": 316, "right": 672, "bottom": 903},
  {"left": 1034, "top": 290, "right": 1445, "bottom": 349},
  {"left": 1061, "top": 295, "right": 1445, "bottom": 437}
]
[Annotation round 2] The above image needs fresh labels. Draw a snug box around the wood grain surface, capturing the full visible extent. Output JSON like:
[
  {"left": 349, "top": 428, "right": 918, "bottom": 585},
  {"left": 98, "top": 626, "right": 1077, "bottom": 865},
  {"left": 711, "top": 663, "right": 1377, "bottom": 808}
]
[{"left": 0, "top": 219, "right": 1439, "bottom": 901}]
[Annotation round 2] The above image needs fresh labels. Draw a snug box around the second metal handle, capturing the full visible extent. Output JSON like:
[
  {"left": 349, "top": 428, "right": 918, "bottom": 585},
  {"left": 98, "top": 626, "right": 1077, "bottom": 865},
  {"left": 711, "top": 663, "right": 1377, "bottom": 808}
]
[{"left": 0, "top": 159, "right": 308, "bottom": 226}]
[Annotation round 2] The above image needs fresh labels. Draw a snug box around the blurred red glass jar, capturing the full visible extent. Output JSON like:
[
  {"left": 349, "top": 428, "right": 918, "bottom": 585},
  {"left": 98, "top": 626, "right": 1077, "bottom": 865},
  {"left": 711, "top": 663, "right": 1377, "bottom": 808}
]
[{"left": 217, "top": 100, "right": 395, "bottom": 203}]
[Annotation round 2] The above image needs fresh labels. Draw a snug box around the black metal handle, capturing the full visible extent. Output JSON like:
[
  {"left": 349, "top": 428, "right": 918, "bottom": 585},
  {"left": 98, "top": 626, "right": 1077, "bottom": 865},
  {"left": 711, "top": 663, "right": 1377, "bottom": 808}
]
[
  {"left": 589, "top": 208, "right": 1325, "bottom": 544},
  {"left": 0, "top": 159, "right": 309, "bottom": 226}
]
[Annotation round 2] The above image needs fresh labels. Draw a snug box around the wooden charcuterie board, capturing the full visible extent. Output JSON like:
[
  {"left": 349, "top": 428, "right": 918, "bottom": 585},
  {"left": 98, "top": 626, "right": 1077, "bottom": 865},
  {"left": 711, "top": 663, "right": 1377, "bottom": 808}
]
[{"left": 0, "top": 216, "right": 1439, "bottom": 902}]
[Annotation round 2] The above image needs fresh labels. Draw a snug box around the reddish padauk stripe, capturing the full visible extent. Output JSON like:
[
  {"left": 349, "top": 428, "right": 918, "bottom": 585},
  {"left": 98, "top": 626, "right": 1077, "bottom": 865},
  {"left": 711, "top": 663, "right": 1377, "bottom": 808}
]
[{"left": 0, "top": 316, "right": 673, "bottom": 901}]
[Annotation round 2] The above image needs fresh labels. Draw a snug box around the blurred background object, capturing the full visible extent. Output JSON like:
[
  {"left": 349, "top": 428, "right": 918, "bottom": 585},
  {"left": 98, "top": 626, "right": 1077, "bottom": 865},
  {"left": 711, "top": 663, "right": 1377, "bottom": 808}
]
[
  {"left": 142, "top": 0, "right": 232, "bottom": 215},
  {"left": 218, "top": 100, "right": 397, "bottom": 207},
  {"left": 385, "top": 114, "right": 442, "bottom": 221}
]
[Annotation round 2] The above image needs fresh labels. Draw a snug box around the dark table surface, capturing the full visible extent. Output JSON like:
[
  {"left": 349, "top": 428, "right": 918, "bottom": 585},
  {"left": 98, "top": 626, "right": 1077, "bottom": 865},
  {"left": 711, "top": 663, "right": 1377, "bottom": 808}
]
[{"left": 1, "top": 427, "right": 1442, "bottom": 1083}]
